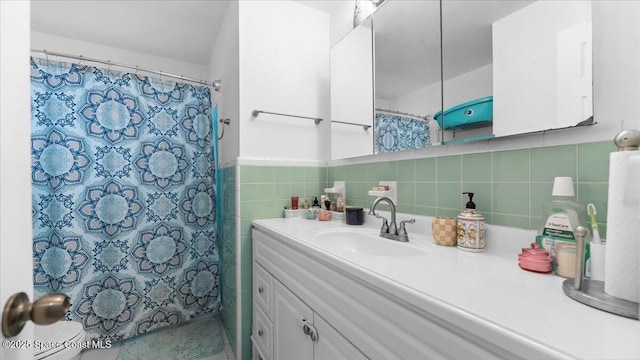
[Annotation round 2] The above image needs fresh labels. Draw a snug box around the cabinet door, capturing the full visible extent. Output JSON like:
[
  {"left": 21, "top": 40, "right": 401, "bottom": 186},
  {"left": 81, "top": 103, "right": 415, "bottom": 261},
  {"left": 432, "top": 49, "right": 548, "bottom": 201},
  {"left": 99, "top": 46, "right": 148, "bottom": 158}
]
[
  {"left": 273, "top": 280, "right": 314, "bottom": 360},
  {"left": 314, "top": 314, "right": 368, "bottom": 360}
]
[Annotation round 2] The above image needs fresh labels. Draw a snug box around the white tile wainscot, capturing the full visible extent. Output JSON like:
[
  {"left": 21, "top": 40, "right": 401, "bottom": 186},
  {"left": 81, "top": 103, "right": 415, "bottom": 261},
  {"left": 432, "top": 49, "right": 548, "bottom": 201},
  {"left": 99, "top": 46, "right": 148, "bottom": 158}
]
[{"left": 251, "top": 213, "right": 640, "bottom": 360}]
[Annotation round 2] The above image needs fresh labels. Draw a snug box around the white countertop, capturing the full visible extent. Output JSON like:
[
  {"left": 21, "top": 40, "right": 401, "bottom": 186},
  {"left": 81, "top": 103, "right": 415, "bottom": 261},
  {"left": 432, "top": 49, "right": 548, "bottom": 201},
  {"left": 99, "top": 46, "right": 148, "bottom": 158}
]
[{"left": 252, "top": 213, "right": 640, "bottom": 360}]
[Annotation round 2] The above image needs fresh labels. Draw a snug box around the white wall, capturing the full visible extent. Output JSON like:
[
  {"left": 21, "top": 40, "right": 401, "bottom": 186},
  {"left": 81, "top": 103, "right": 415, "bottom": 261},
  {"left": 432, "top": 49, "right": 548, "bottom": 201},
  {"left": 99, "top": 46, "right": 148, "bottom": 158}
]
[
  {"left": 31, "top": 32, "right": 210, "bottom": 81},
  {"left": 329, "top": 1, "right": 358, "bottom": 47},
  {"left": 209, "top": 1, "right": 240, "bottom": 168},
  {"left": 1, "top": 2, "right": 35, "bottom": 359},
  {"left": 238, "top": 0, "right": 330, "bottom": 163}
]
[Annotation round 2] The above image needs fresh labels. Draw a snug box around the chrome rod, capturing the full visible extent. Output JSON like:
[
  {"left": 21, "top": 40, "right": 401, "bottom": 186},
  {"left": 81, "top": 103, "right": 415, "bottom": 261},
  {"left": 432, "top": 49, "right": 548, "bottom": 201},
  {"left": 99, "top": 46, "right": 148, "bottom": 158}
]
[
  {"left": 331, "top": 120, "right": 371, "bottom": 130},
  {"left": 375, "top": 108, "right": 430, "bottom": 121},
  {"left": 31, "top": 49, "right": 220, "bottom": 90},
  {"left": 252, "top": 110, "right": 322, "bottom": 125}
]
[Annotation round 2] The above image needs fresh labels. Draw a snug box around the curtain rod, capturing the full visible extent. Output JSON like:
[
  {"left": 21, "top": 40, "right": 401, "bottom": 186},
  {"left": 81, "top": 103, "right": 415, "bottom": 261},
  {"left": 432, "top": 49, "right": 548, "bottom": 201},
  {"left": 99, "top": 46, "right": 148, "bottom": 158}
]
[
  {"left": 375, "top": 108, "right": 430, "bottom": 121},
  {"left": 31, "top": 49, "right": 221, "bottom": 90}
]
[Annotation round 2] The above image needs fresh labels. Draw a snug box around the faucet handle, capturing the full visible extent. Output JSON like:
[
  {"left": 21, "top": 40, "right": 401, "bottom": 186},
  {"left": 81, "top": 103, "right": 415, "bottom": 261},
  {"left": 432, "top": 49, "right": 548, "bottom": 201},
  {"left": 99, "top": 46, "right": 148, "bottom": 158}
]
[
  {"left": 399, "top": 219, "right": 416, "bottom": 234},
  {"left": 380, "top": 218, "right": 389, "bottom": 233}
]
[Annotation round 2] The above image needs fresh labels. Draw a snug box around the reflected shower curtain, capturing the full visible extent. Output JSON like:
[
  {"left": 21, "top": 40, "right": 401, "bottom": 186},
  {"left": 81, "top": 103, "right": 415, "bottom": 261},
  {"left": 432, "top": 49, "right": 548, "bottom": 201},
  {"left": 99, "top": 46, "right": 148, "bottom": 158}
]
[
  {"left": 374, "top": 112, "right": 430, "bottom": 153},
  {"left": 30, "top": 58, "right": 220, "bottom": 342}
]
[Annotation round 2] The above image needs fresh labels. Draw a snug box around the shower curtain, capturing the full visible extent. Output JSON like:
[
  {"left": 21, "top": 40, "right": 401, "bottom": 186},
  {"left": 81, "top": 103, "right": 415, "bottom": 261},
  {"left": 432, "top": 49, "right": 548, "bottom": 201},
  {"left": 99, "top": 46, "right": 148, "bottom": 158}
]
[
  {"left": 30, "top": 57, "right": 221, "bottom": 342},
  {"left": 374, "top": 112, "right": 430, "bottom": 153}
]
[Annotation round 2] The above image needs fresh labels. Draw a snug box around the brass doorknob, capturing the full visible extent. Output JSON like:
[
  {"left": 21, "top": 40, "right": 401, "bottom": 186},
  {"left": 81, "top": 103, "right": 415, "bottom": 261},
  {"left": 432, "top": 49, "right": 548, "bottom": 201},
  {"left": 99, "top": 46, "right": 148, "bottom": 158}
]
[{"left": 2, "top": 292, "right": 70, "bottom": 338}]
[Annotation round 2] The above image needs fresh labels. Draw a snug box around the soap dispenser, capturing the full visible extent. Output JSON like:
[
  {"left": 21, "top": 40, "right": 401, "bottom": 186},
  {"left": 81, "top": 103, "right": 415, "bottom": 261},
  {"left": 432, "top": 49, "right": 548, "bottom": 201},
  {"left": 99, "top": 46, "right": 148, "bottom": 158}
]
[{"left": 457, "top": 192, "right": 486, "bottom": 252}]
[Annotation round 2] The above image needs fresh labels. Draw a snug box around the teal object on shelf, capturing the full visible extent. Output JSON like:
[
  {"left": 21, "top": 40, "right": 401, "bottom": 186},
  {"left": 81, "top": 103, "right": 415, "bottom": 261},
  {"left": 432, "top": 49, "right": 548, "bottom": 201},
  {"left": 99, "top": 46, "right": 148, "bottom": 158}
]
[{"left": 434, "top": 96, "right": 493, "bottom": 130}]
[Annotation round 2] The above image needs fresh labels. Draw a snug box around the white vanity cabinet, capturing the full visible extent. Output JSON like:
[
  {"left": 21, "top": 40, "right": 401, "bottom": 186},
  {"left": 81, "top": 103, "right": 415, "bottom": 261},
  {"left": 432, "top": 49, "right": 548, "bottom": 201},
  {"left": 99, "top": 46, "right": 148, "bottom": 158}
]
[
  {"left": 252, "top": 218, "right": 640, "bottom": 360},
  {"left": 252, "top": 225, "right": 517, "bottom": 360},
  {"left": 252, "top": 261, "right": 366, "bottom": 360}
]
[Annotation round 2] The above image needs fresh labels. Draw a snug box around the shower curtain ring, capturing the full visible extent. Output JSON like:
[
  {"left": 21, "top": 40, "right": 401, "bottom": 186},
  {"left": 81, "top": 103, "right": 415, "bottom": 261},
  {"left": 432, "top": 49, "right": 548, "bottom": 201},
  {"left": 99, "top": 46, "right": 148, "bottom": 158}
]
[{"left": 44, "top": 49, "right": 49, "bottom": 62}]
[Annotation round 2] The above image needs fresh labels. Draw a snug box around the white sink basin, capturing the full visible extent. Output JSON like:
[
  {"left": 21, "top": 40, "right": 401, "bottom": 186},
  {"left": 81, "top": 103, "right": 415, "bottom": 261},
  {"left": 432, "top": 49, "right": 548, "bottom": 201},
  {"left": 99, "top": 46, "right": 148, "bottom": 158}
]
[{"left": 310, "top": 228, "right": 428, "bottom": 258}]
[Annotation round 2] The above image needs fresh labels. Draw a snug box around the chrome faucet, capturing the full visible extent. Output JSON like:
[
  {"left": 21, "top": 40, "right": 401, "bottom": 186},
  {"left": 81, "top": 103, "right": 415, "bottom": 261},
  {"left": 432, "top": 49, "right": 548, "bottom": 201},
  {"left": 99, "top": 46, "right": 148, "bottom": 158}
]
[{"left": 368, "top": 196, "right": 415, "bottom": 242}]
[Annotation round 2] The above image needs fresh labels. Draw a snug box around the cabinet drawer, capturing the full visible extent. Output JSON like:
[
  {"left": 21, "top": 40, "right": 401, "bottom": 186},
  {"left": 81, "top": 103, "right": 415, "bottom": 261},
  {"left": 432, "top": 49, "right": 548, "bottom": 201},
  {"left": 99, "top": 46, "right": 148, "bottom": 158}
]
[
  {"left": 253, "top": 305, "right": 273, "bottom": 359},
  {"left": 255, "top": 262, "right": 273, "bottom": 319}
]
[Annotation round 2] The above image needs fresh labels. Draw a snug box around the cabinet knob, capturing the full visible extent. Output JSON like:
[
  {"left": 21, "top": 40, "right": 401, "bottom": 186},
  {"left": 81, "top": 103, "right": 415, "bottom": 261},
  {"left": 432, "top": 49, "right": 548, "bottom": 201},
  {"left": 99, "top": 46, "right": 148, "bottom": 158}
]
[
  {"left": 258, "top": 329, "right": 263, "bottom": 337},
  {"left": 258, "top": 286, "right": 264, "bottom": 294},
  {"left": 301, "top": 319, "right": 319, "bottom": 343}
]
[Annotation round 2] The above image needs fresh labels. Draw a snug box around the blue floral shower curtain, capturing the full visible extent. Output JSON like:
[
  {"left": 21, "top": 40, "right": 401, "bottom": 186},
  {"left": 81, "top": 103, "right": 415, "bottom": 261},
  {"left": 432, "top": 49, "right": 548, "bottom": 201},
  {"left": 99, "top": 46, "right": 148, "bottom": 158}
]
[
  {"left": 374, "top": 112, "right": 430, "bottom": 153},
  {"left": 30, "top": 58, "right": 220, "bottom": 342}
]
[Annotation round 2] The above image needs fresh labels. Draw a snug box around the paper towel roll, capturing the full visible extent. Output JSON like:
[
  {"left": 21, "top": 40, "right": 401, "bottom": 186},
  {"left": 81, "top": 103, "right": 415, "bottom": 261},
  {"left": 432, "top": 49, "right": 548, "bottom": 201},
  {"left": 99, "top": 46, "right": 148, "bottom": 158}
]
[{"left": 604, "top": 152, "right": 640, "bottom": 302}]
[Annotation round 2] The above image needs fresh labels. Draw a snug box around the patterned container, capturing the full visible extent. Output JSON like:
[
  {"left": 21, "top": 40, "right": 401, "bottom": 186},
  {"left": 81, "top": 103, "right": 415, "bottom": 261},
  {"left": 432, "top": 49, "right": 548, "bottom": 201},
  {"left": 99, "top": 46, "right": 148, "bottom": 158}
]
[
  {"left": 456, "top": 210, "right": 486, "bottom": 252},
  {"left": 284, "top": 209, "right": 306, "bottom": 219},
  {"left": 431, "top": 217, "right": 457, "bottom": 246},
  {"left": 330, "top": 211, "right": 346, "bottom": 223}
]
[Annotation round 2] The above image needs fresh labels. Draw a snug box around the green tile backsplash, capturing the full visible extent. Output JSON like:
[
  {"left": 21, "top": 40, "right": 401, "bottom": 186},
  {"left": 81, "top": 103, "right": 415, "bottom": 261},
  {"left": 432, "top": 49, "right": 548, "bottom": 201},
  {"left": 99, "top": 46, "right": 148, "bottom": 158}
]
[
  {"left": 233, "top": 140, "right": 612, "bottom": 360},
  {"left": 531, "top": 145, "right": 577, "bottom": 182},
  {"left": 237, "top": 165, "right": 327, "bottom": 360},
  {"left": 327, "top": 141, "right": 611, "bottom": 233}
]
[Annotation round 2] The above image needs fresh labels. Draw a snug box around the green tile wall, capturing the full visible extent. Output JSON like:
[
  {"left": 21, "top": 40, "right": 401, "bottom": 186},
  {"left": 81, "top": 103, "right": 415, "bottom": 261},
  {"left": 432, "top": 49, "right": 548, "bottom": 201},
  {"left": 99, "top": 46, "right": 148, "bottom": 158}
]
[
  {"left": 219, "top": 166, "right": 237, "bottom": 355},
  {"left": 232, "top": 140, "right": 614, "bottom": 360},
  {"left": 328, "top": 141, "right": 615, "bottom": 235},
  {"left": 238, "top": 165, "right": 327, "bottom": 360}
]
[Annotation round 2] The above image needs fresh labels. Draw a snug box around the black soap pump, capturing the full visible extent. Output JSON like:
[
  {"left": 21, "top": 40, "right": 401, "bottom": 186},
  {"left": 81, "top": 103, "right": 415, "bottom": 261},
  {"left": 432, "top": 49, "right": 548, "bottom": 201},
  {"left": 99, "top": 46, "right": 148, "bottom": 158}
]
[{"left": 457, "top": 192, "right": 486, "bottom": 252}]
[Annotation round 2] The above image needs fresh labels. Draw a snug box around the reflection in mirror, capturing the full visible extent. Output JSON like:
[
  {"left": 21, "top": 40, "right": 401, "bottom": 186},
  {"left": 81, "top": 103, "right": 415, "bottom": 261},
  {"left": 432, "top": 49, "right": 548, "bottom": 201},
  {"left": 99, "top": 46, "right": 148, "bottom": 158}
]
[
  {"left": 441, "top": 0, "right": 592, "bottom": 141},
  {"left": 331, "top": 17, "right": 374, "bottom": 160},
  {"left": 373, "top": 0, "right": 442, "bottom": 153}
]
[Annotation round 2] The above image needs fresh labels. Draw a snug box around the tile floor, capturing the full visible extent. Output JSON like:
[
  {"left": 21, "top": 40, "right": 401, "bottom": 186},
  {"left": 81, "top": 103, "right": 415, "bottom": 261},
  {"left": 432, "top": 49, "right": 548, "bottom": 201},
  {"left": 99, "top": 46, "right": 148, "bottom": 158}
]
[{"left": 79, "top": 322, "right": 235, "bottom": 360}]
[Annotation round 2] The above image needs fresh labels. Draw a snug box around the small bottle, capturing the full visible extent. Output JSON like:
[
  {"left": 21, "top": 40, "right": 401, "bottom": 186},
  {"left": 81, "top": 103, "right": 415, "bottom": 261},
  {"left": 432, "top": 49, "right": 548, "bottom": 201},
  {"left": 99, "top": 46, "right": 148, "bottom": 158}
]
[
  {"left": 457, "top": 192, "right": 486, "bottom": 252},
  {"left": 536, "top": 177, "right": 585, "bottom": 270}
]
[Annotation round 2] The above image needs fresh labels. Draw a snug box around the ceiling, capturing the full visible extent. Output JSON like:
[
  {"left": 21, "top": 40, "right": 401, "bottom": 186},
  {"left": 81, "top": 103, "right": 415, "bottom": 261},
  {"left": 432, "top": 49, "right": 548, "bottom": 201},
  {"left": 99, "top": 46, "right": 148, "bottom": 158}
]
[
  {"left": 31, "top": 0, "right": 231, "bottom": 65},
  {"left": 30, "top": 0, "right": 345, "bottom": 66}
]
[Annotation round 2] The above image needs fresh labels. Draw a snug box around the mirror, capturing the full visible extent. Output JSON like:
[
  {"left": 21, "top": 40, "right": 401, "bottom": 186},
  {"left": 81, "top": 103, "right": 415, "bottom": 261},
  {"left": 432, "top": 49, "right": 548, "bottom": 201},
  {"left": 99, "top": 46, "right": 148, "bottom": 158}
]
[
  {"left": 442, "top": 0, "right": 593, "bottom": 140},
  {"left": 330, "top": 17, "right": 374, "bottom": 159},
  {"left": 330, "top": 0, "right": 593, "bottom": 159},
  {"left": 373, "top": 0, "right": 442, "bottom": 153}
]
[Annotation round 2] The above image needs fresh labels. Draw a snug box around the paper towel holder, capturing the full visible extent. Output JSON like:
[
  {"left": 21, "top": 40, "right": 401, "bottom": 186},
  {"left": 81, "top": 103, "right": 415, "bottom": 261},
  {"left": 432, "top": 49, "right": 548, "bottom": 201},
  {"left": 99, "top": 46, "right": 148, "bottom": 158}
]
[
  {"left": 562, "top": 226, "right": 639, "bottom": 319},
  {"left": 614, "top": 129, "right": 640, "bottom": 151}
]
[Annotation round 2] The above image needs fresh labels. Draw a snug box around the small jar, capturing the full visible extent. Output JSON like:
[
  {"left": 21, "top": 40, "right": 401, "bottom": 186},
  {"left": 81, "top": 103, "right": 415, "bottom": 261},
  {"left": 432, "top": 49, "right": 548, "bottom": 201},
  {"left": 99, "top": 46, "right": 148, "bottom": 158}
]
[
  {"left": 345, "top": 207, "right": 364, "bottom": 225},
  {"left": 317, "top": 210, "right": 332, "bottom": 221},
  {"left": 555, "top": 243, "right": 576, "bottom": 278},
  {"left": 305, "top": 209, "right": 317, "bottom": 220},
  {"left": 431, "top": 217, "right": 457, "bottom": 246},
  {"left": 518, "top": 242, "right": 552, "bottom": 273}
]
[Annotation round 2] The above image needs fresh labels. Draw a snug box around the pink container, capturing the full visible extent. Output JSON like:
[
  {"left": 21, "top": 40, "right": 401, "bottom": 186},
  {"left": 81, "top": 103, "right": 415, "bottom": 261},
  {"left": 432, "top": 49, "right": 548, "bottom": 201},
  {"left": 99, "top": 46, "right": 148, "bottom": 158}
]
[{"left": 518, "top": 243, "right": 552, "bottom": 273}]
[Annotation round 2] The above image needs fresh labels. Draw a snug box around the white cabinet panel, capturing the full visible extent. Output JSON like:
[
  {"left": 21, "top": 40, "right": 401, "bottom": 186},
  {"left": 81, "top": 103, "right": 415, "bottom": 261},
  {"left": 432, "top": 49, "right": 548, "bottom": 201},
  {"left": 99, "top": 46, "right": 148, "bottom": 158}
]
[
  {"left": 273, "top": 280, "right": 314, "bottom": 360},
  {"left": 254, "top": 263, "right": 273, "bottom": 319},
  {"left": 253, "top": 305, "right": 273, "bottom": 359},
  {"left": 313, "top": 314, "right": 367, "bottom": 360}
]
